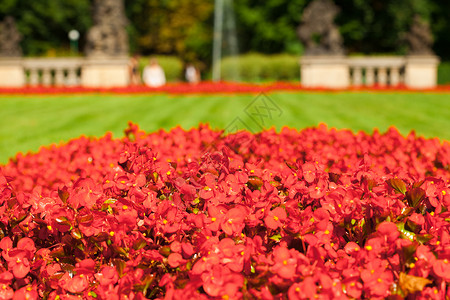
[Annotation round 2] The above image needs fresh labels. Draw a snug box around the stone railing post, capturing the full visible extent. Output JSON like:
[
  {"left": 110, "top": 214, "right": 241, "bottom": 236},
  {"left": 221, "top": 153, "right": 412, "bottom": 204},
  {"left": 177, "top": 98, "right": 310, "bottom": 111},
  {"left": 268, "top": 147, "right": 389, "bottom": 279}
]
[
  {"left": 0, "top": 58, "right": 25, "bottom": 87},
  {"left": 405, "top": 56, "right": 440, "bottom": 89},
  {"left": 81, "top": 57, "right": 130, "bottom": 88},
  {"left": 54, "top": 68, "right": 65, "bottom": 86},
  {"left": 353, "top": 67, "right": 363, "bottom": 86},
  {"left": 378, "top": 67, "right": 387, "bottom": 86},
  {"left": 390, "top": 67, "right": 401, "bottom": 86},
  {"left": 300, "top": 56, "right": 349, "bottom": 89}
]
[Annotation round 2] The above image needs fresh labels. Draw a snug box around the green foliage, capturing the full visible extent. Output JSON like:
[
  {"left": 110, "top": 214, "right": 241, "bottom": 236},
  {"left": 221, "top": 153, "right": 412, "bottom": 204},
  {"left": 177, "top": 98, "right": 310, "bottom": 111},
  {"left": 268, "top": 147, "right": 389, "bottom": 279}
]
[
  {"left": 431, "top": 0, "right": 450, "bottom": 60},
  {"left": 139, "top": 56, "right": 184, "bottom": 82},
  {"left": 221, "top": 53, "right": 299, "bottom": 82},
  {"left": 126, "top": 0, "right": 213, "bottom": 64},
  {"left": 0, "top": 0, "right": 91, "bottom": 56},
  {"left": 335, "top": 0, "right": 433, "bottom": 55},
  {"left": 1, "top": 0, "right": 449, "bottom": 62},
  {"left": 438, "top": 62, "right": 450, "bottom": 85},
  {"left": 265, "top": 54, "right": 300, "bottom": 80},
  {"left": 234, "top": 0, "right": 306, "bottom": 55}
]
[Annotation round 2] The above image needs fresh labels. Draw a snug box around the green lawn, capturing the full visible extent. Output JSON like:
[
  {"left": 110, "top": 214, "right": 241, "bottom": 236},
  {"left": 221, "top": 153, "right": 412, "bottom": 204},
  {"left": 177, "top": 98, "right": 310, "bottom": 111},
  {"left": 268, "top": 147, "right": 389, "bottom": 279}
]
[{"left": 1, "top": 91, "right": 450, "bottom": 164}]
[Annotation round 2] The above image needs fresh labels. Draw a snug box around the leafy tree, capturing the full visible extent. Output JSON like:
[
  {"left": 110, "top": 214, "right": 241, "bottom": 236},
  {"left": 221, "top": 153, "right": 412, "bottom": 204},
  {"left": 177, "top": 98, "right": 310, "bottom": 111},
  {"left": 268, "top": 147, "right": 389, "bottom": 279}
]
[
  {"left": 335, "top": 0, "right": 436, "bottom": 55},
  {"left": 0, "top": 0, "right": 91, "bottom": 56},
  {"left": 233, "top": 0, "right": 306, "bottom": 55},
  {"left": 430, "top": 0, "right": 450, "bottom": 60},
  {"left": 1, "top": 0, "right": 449, "bottom": 61},
  {"left": 126, "top": 0, "right": 213, "bottom": 64}
]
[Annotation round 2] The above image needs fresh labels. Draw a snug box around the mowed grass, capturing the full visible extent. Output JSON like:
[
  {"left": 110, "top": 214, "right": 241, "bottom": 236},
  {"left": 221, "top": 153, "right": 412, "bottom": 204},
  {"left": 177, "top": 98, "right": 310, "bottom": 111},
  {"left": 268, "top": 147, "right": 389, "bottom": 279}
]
[{"left": 1, "top": 91, "right": 450, "bottom": 164}]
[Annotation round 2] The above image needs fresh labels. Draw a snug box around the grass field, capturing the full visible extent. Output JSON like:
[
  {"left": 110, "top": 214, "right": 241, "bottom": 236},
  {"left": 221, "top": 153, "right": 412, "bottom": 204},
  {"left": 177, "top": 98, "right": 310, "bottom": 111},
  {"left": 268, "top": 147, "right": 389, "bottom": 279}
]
[{"left": 1, "top": 91, "right": 450, "bottom": 164}]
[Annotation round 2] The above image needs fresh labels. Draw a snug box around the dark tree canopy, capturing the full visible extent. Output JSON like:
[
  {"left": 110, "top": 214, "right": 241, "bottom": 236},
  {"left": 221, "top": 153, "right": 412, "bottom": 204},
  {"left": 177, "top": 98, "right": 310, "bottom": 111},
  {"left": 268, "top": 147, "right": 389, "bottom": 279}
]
[{"left": 1, "top": 0, "right": 449, "bottom": 60}]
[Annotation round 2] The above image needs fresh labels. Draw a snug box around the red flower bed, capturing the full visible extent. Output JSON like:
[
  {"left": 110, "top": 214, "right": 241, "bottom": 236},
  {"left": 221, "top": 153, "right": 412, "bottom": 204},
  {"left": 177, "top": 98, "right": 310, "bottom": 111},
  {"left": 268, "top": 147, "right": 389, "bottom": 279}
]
[
  {"left": 0, "top": 82, "right": 450, "bottom": 95},
  {"left": 1, "top": 123, "right": 450, "bottom": 299}
]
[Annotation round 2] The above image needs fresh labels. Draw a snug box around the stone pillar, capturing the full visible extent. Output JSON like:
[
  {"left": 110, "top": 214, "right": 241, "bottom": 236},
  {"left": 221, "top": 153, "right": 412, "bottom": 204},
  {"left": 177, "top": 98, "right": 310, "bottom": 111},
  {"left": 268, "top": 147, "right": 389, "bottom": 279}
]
[
  {"left": 300, "top": 56, "right": 349, "bottom": 89},
  {"left": 81, "top": 57, "right": 130, "bottom": 88},
  {"left": 0, "top": 58, "right": 25, "bottom": 87},
  {"left": 82, "top": 0, "right": 130, "bottom": 87},
  {"left": 405, "top": 56, "right": 439, "bottom": 89}
]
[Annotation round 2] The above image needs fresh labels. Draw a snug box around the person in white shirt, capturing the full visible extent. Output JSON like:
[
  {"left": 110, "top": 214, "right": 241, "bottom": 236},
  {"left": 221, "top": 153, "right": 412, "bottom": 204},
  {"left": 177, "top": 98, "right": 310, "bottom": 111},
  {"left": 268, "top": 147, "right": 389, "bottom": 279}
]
[
  {"left": 185, "top": 64, "right": 200, "bottom": 84},
  {"left": 143, "top": 58, "right": 166, "bottom": 87}
]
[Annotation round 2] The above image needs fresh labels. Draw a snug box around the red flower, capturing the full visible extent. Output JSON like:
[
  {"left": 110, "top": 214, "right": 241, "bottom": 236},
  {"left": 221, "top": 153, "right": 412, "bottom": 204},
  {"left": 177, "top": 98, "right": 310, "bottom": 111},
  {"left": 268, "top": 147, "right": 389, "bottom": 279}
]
[
  {"left": 201, "top": 264, "right": 243, "bottom": 298},
  {"left": 7, "top": 250, "right": 31, "bottom": 279},
  {"left": 221, "top": 206, "right": 247, "bottom": 236},
  {"left": 61, "top": 274, "right": 89, "bottom": 294},
  {"left": 288, "top": 277, "right": 317, "bottom": 300},
  {"left": 264, "top": 206, "right": 287, "bottom": 230},
  {"left": 271, "top": 246, "right": 297, "bottom": 280},
  {"left": 377, "top": 221, "right": 399, "bottom": 243},
  {"left": 0, "top": 283, "right": 14, "bottom": 300},
  {"left": 12, "top": 285, "right": 37, "bottom": 300},
  {"left": 168, "top": 253, "right": 185, "bottom": 268},
  {"left": 342, "top": 277, "right": 363, "bottom": 299},
  {"left": 360, "top": 259, "right": 393, "bottom": 298},
  {"left": 69, "top": 177, "right": 103, "bottom": 209},
  {"left": 432, "top": 259, "right": 450, "bottom": 281},
  {"left": 302, "top": 162, "right": 317, "bottom": 183},
  {"left": 0, "top": 238, "right": 12, "bottom": 261},
  {"left": 95, "top": 266, "right": 119, "bottom": 286}
]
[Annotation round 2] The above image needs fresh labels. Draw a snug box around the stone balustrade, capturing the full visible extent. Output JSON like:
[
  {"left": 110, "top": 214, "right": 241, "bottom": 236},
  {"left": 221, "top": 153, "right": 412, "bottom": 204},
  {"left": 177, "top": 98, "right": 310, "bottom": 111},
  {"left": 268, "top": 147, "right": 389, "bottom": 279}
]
[
  {"left": 0, "top": 56, "right": 129, "bottom": 88},
  {"left": 23, "top": 58, "right": 83, "bottom": 86},
  {"left": 300, "top": 55, "right": 440, "bottom": 89},
  {"left": 348, "top": 56, "right": 406, "bottom": 87}
]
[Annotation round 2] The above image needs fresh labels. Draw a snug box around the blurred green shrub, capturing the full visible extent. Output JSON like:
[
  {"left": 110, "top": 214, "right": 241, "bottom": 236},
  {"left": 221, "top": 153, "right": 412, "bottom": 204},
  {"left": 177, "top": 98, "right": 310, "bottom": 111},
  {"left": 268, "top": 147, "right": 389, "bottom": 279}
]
[
  {"left": 438, "top": 62, "right": 450, "bottom": 85},
  {"left": 139, "top": 56, "right": 184, "bottom": 82},
  {"left": 221, "top": 53, "right": 300, "bottom": 82}
]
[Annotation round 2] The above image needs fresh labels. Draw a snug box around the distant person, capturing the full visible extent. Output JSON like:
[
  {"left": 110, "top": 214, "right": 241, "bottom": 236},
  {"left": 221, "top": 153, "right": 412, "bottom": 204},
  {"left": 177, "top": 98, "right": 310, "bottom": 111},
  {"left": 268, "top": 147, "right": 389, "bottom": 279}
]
[
  {"left": 129, "top": 54, "right": 141, "bottom": 85},
  {"left": 143, "top": 58, "right": 166, "bottom": 87},
  {"left": 185, "top": 64, "right": 201, "bottom": 84}
]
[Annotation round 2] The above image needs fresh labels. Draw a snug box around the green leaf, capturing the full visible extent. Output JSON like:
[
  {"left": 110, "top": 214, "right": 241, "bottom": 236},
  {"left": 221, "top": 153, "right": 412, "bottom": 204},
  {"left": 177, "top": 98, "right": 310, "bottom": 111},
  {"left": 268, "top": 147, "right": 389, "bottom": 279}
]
[
  {"left": 58, "top": 187, "right": 69, "bottom": 203},
  {"left": 269, "top": 233, "right": 282, "bottom": 241},
  {"left": 416, "top": 233, "right": 433, "bottom": 244},
  {"left": 112, "top": 259, "right": 126, "bottom": 277},
  {"left": 396, "top": 222, "right": 416, "bottom": 242},
  {"left": 406, "top": 187, "right": 426, "bottom": 208},
  {"left": 112, "top": 245, "right": 129, "bottom": 258},
  {"left": 103, "top": 198, "right": 117, "bottom": 204},
  {"left": 70, "top": 228, "right": 82, "bottom": 239},
  {"left": 159, "top": 246, "right": 171, "bottom": 257},
  {"left": 55, "top": 216, "right": 71, "bottom": 226},
  {"left": 77, "top": 213, "right": 93, "bottom": 224},
  {"left": 132, "top": 237, "right": 147, "bottom": 251},
  {"left": 387, "top": 178, "right": 407, "bottom": 194},
  {"left": 248, "top": 176, "right": 263, "bottom": 189}
]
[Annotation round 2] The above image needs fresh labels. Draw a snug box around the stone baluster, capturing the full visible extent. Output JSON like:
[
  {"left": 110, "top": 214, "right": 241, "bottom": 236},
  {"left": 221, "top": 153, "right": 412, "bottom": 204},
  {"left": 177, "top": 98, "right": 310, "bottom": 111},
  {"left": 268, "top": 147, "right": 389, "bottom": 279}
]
[
  {"left": 42, "top": 68, "right": 52, "bottom": 86},
  {"left": 54, "top": 68, "right": 65, "bottom": 86},
  {"left": 66, "top": 68, "right": 78, "bottom": 86},
  {"left": 390, "top": 67, "right": 400, "bottom": 86},
  {"left": 378, "top": 68, "right": 387, "bottom": 86},
  {"left": 352, "top": 67, "right": 363, "bottom": 86},
  {"left": 29, "top": 68, "right": 39, "bottom": 86},
  {"left": 365, "top": 67, "right": 375, "bottom": 86}
]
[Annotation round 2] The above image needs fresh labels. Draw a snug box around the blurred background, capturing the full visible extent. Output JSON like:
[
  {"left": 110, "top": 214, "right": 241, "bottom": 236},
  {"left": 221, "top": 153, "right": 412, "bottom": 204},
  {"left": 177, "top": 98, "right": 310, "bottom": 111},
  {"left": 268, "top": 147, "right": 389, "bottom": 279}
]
[{"left": 0, "top": 0, "right": 449, "bottom": 83}]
